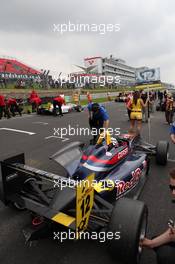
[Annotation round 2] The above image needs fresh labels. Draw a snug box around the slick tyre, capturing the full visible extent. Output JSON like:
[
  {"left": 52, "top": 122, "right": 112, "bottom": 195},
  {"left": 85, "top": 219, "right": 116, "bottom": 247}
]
[
  {"left": 156, "top": 141, "right": 169, "bottom": 165},
  {"left": 108, "top": 198, "right": 147, "bottom": 264}
]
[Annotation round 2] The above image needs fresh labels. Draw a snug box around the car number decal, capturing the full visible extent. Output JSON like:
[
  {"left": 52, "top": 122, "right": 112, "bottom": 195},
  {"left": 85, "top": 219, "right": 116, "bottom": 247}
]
[{"left": 76, "top": 173, "right": 95, "bottom": 237}]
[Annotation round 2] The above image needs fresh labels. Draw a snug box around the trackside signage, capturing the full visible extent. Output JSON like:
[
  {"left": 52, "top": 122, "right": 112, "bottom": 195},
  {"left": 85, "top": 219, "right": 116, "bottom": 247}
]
[{"left": 0, "top": 72, "right": 40, "bottom": 80}]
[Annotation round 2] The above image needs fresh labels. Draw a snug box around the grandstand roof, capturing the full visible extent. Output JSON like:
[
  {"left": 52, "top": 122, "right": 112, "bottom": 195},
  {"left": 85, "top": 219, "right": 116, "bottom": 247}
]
[{"left": 0, "top": 56, "right": 41, "bottom": 75}]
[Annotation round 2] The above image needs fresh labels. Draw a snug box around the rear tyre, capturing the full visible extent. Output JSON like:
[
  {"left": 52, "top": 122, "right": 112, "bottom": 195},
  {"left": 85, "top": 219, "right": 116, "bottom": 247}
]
[
  {"left": 156, "top": 141, "right": 169, "bottom": 165},
  {"left": 108, "top": 198, "right": 147, "bottom": 264}
]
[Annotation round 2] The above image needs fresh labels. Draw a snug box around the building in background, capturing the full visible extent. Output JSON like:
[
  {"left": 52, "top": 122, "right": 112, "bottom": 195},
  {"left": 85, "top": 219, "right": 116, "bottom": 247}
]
[
  {"left": 84, "top": 55, "right": 136, "bottom": 85},
  {"left": 73, "top": 55, "right": 175, "bottom": 90},
  {"left": 71, "top": 55, "right": 150, "bottom": 87}
]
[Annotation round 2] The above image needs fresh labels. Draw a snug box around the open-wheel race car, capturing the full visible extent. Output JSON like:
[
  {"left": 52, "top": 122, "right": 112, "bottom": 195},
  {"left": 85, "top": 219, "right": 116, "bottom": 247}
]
[
  {"left": 114, "top": 93, "right": 127, "bottom": 103},
  {"left": 37, "top": 103, "right": 83, "bottom": 115},
  {"left": 0, "top": 132, "right": 169, "bottom": 264}
]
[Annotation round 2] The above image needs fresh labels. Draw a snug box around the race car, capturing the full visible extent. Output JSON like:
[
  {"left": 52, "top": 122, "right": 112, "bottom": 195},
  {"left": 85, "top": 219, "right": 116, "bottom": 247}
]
[
  {"left": 0, "top": 132, "right": 169, "bottom": 264},
  {"left": 37, "top": 102, "right": 83, "bottom": 115},
  {"left": 114, "top": 93, "right": 126, "bottom": 102}
]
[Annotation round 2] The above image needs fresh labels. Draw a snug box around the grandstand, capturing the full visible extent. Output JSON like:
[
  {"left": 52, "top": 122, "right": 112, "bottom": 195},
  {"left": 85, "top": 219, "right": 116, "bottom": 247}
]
[{"left": 0, "top": 56, "right": 41, "bottom": 76}]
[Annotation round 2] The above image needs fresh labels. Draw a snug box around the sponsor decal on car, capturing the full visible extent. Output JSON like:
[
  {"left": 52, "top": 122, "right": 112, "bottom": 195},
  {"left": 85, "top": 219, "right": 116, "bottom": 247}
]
[
  {"left": 117, "top": 147, "right": 129, "bottom": 159},
  {"left": 115, "top": 160, "right": 147, "bottom": 197}
]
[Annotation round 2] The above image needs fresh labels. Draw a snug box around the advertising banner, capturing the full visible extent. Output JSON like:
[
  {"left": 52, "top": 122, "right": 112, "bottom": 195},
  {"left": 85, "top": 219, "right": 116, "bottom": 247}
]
[{"left": 136, "top": 68, "right": 160, "bottom": 83}]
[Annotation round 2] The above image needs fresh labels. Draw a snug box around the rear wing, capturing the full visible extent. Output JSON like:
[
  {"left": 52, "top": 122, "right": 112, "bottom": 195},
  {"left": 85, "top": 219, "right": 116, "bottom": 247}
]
[
  {"left": 0, "top": 153, "right": 25, "bottom": 204},
  {"left": 0, "top": 153, "right": 94, "bottom": 237}
]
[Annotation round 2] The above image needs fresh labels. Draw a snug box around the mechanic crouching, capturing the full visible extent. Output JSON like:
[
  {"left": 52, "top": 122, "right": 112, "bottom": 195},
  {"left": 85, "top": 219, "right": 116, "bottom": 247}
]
[
  {"left": 88, "top": 103, "right": 109, "bottom": 144},
  {"left": 53, "top": 95, "right": 65, "bottom": 117},
  {"left": 7, "top": 97, "right": 22, "bottom": 117}
]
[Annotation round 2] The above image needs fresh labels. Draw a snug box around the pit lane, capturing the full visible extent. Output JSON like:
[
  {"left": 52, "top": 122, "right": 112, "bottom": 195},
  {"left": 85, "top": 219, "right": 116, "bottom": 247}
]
[{"left": 0, "top": 102, "right": 174, "bottom": 264}]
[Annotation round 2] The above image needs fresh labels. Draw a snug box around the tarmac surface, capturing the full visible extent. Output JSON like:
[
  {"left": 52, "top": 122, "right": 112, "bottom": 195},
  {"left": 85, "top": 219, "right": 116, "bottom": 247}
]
[{"left": 0, "top": 101, "right": 175, "bottom": 264}]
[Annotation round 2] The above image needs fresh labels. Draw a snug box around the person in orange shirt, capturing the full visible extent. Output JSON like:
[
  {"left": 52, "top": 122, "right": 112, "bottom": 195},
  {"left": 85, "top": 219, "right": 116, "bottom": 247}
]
[
  {"left": 165, "top": 93, "right": 174, "bottom": 125},
  {"left": 73, "top": 92, "right": 80, "bottom": 105},
  {"left": 86, "top": 92, "right": 92, "bottom": 103},
  {"left": 125, "top": 93, "right": 133, "bottom": 121}
]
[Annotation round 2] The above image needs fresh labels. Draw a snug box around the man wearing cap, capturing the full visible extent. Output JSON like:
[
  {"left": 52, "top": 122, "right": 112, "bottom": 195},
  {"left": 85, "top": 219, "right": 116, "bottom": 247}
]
[{"left": 88, "top": 103, "right": 109, "bottom": 143}]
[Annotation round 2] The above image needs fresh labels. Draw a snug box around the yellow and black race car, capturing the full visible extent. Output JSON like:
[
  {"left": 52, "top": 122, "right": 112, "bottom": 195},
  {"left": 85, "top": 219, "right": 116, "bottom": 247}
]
[{"left": 0, "top": 133, "right": 169, "bottom": 264}]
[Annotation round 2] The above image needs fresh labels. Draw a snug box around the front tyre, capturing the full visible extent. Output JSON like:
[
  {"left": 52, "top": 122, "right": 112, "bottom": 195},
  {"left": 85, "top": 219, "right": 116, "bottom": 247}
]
[
  {"left": 108, "top": 198, "right": 147, "bottom": 264},
  {"left": 156, "top": 141, "right": 169, "bottom": 165}
]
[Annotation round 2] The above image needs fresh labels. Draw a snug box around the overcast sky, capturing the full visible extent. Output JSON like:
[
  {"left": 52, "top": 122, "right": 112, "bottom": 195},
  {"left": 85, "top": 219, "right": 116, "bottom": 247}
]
[{"left": 0, "top": 0, "right": 175, "bottom": 83}]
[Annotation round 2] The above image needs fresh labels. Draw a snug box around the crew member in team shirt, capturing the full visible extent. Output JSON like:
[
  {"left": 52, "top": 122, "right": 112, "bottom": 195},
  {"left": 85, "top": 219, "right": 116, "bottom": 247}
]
[
  {"left": 53, "top": 95, "right": 65, "bottom": 117},
  {"left": 7, "top": 97, "right": 22, "bottom": 116},
  {"left": 0, "top": 94, "right": 11, "bottom": 119},
  {"left": 29, "top": 90, "right": 42, "bottom": 112}
]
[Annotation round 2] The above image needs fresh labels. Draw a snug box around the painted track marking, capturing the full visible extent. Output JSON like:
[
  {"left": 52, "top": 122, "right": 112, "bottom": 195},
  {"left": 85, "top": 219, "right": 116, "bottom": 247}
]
[
  {"left": 0, "top": 128, "right": 36, "bottom": 135},
  {"left": 33, "top": 122, "right": 48, "bottom": 125},
  {"left": 45, "top": 135, "right": 69, "bottom": 142}
]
